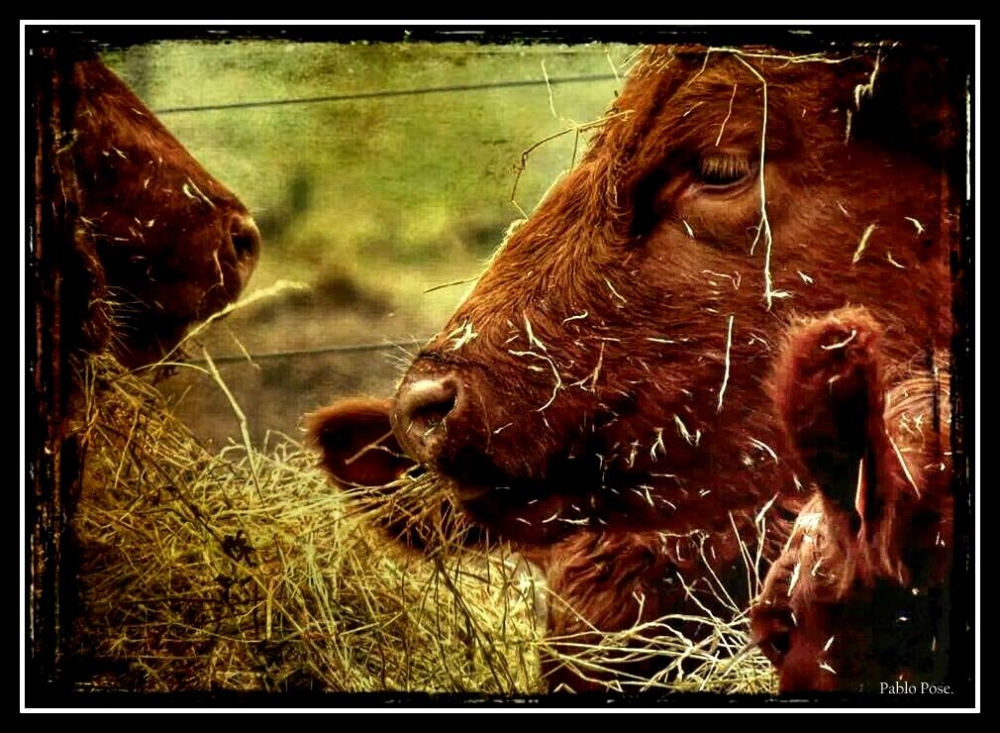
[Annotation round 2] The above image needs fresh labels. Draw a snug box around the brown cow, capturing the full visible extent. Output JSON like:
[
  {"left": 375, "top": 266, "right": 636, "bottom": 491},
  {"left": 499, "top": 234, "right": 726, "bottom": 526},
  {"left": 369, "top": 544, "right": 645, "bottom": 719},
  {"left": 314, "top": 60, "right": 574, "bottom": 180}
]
[
  {"left": 32, "top": 46, "right": 261, "bottom": 369},
  {"left": 750, "top": 306, "right": 953, "bottom": 693},
  {"left": 28, "top": 42, "right": 262, "bottom": 691},
  {"left": 308, "top": 38, "right": 966, "bottom": 693}
]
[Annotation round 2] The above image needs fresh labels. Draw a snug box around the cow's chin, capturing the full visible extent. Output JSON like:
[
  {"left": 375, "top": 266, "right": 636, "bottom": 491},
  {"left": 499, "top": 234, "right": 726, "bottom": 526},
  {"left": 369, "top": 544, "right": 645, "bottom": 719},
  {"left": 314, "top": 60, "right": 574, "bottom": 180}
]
[
  {"left": 440, "top": 476, "right": 584, "bottom": 546},
  {"left": 111, "top": 299, "right": 233, "bottom": 369},
  {"left": 432, "top": 460, "right": 676, "bottom": 547}
]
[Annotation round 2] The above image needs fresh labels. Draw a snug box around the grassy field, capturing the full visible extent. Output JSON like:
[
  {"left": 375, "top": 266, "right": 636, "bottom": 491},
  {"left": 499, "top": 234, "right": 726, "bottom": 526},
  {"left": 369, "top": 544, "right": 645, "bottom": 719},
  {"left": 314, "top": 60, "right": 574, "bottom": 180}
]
[{"left": 101, "top": 38, "right": 638, "bottom": 447}]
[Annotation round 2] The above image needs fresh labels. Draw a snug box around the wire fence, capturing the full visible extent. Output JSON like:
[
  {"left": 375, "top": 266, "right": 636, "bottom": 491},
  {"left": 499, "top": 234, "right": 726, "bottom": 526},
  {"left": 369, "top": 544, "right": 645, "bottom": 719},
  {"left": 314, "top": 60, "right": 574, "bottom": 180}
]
[
  {"left": 165, "top": 70, "right": 620, "bottom": 366},
  {"left": 185, "top": 339, "right": 429, "bottom": 364},
  {"left": 154, "top": 73, "right": 619, "bottom": 115}
]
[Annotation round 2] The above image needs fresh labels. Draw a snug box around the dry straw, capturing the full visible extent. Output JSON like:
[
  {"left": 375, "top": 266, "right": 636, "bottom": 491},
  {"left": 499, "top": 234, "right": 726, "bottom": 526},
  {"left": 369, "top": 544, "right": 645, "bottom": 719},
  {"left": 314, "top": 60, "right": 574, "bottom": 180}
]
[
  {"left": 65, "top": 350, "right": 776, "bottom": 697},
  {"left": 68, "top": 352, "right": 544, "bottom": 695}
]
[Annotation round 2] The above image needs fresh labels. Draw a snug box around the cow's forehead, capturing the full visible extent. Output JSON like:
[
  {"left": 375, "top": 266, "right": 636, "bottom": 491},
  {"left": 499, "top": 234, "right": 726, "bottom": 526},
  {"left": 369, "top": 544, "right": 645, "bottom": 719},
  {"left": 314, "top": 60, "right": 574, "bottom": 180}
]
[{"left": 637, "top": 45, "right": 871, "bottom": 95}]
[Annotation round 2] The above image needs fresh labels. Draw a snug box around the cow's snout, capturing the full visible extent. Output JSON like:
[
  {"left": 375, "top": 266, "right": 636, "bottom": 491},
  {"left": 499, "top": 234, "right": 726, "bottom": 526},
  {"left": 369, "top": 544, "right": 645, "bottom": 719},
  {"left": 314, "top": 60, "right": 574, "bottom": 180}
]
[
  {"left": 229, "top": 213, "right": 262, "bottom": 286},
  {"left": 391, "top": 372, "right": 463, "bottom": 464}
]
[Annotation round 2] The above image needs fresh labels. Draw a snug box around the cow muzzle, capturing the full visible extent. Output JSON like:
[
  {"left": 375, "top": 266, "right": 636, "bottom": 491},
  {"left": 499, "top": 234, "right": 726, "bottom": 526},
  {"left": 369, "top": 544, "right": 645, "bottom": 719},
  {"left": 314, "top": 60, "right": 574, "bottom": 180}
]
[
  {"left": 228, "top": 212, "right": 262, "bottom": 290},
  {"left": 390, "top": 370, "right": 464, "bottom": 466}
]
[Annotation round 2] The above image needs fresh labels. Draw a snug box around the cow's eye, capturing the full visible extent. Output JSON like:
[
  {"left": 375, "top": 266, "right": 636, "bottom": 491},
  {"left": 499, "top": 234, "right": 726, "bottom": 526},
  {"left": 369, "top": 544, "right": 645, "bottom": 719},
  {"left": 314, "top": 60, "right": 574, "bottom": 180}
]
[{"left": 695, "top": 153, "right": 755, "bottom": 188}]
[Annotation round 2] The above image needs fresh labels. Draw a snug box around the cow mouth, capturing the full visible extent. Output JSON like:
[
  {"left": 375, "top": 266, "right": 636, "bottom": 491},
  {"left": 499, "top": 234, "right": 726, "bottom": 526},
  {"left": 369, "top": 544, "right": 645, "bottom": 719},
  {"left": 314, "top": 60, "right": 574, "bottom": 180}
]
[
  {"left": 433, "top": 470, "right": 594, "bottom": 545},
  {"left": 109, "top": 279, "right": 246, "bottom": 368},
  {"left": 388, "top": 376, "right": 677, "bottom": 544},
  {"left": 425, "top": 450, "right": 665, "bottom": 546}
]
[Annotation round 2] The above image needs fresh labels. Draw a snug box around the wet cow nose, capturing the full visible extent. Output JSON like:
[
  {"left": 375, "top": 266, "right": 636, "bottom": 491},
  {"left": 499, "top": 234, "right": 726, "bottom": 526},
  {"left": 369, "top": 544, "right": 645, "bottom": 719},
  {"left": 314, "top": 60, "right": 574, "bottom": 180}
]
[
  {"left": 391, "top": 374, "right": 461, "bottom": 464},
  {"left": 229, "top": 213, "right": 262, "bottom": 282}
]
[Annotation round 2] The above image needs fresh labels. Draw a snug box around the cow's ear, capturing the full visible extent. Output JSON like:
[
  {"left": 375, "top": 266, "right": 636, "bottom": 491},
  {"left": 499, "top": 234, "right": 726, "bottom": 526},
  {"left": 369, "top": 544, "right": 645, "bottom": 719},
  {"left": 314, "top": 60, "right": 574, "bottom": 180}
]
[
  {"left": 305, "top": 399, "right": 415, "bottom": 488},
  {"left": 848, "top": 42, "right": 964, "bottom": 162},
  {"left": 772, "top": 307, "right": 886, "bottom": 515}
]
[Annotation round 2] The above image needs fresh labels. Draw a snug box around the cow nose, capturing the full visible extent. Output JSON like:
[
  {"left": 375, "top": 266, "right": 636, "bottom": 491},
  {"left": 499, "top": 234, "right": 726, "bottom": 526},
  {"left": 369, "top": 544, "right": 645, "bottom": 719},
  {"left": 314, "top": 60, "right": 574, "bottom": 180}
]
[
  {"left": 392, "top": 374, "right": 461, "bottom": 464},
  {"left": 230, "top": 213, "right": 262, "bottom": 274}
]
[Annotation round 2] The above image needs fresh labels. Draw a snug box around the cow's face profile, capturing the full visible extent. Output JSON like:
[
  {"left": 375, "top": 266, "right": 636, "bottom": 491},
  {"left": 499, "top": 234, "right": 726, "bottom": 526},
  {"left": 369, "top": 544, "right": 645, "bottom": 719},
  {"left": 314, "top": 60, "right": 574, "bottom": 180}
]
[
  {"left": 304, "top": 39, "right": 966, "bottom": 694},
  {"left": 371, "top": 44, "right": 959, "bottom": 544},
  {"left": 43, "top": 51, "right": 261, "bottom": 368}
]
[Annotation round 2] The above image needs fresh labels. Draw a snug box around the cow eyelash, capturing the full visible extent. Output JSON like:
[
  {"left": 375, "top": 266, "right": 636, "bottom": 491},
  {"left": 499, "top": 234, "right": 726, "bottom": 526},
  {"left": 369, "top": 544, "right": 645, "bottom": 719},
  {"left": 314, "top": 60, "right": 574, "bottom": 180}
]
[{"left": 695, "top": 153, "right": 756, "bottom": 188}]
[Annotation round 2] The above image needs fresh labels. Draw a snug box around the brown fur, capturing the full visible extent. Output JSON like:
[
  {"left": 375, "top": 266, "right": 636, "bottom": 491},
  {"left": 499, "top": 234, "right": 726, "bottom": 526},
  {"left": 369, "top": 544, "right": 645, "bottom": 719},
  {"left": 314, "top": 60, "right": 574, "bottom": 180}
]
[
  {"left": 308, "top": 41, "right": 963, "bottom": 692},
  {"left": 751, "top": 307, "right": 952, "bottom": 692},
  {"left": 28, "top": 44, "right": 263, "bottom": 691},
  {"left": 33, "top": 47, "right": 261, "bottom": 368}
]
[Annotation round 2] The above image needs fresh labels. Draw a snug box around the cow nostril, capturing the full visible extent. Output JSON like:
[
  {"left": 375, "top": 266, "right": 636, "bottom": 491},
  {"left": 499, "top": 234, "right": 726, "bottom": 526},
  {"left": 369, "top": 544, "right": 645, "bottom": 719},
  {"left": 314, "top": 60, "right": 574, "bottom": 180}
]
[
  {"left": 230, "top": 214, "right": 262, "bottom": 264},
  {"left": 393, "top": 376, "right": 461, "bottom": 463},
  {"left": 414, "top": 397, "right": 456, "bottom": 437}
]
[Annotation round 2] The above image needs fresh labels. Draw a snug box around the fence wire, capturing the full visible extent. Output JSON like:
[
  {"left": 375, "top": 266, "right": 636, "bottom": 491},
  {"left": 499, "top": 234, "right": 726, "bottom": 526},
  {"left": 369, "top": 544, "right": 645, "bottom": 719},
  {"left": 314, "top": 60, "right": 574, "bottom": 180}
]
[{"left": 155, "top": 73, "right": 618, "bottom": 115}]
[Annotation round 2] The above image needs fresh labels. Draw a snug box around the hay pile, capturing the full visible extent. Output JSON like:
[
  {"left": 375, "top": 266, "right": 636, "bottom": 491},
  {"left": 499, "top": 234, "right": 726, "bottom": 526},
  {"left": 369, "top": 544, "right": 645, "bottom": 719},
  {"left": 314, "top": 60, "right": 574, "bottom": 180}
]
[
  {"left": 64, "top": 351, "right": 776, "bottom": 699},
  {"left": 538, "top": 548, "right": 780, "bottom": 695},
  {"left": 67, "top": 353, "right": 543, "bottom": 696}
]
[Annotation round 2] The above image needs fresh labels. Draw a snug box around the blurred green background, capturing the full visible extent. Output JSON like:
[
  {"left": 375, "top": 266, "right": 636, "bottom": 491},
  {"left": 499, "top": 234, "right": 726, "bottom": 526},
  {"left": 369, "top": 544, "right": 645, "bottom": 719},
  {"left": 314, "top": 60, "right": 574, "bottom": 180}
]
[{"left": 100, "top": 39, "right": 638, "bottom": 448}]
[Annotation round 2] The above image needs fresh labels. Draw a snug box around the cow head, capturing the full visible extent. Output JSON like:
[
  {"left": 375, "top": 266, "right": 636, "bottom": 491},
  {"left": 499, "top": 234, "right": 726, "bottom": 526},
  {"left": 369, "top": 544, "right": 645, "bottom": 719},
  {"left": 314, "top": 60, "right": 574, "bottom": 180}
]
[
  {"left": 36, "top": 48, "right": 261, "bottom": 368},
  {"left": 311, "top": 42, "right": 961, "bottom": 549}
]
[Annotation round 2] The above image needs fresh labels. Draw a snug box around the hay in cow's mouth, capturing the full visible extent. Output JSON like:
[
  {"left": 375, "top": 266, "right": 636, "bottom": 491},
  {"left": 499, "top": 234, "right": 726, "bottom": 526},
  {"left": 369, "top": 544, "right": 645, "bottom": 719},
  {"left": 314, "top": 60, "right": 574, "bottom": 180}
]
[
  {"left": 324, "top": 466, "right": 782, "bottom": 694},
  {"left": 421, "top": 455, "right": 602, "bottom": 545},
  {"left": 420, "top": 451, "right": 702, "bottom": 548}
]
